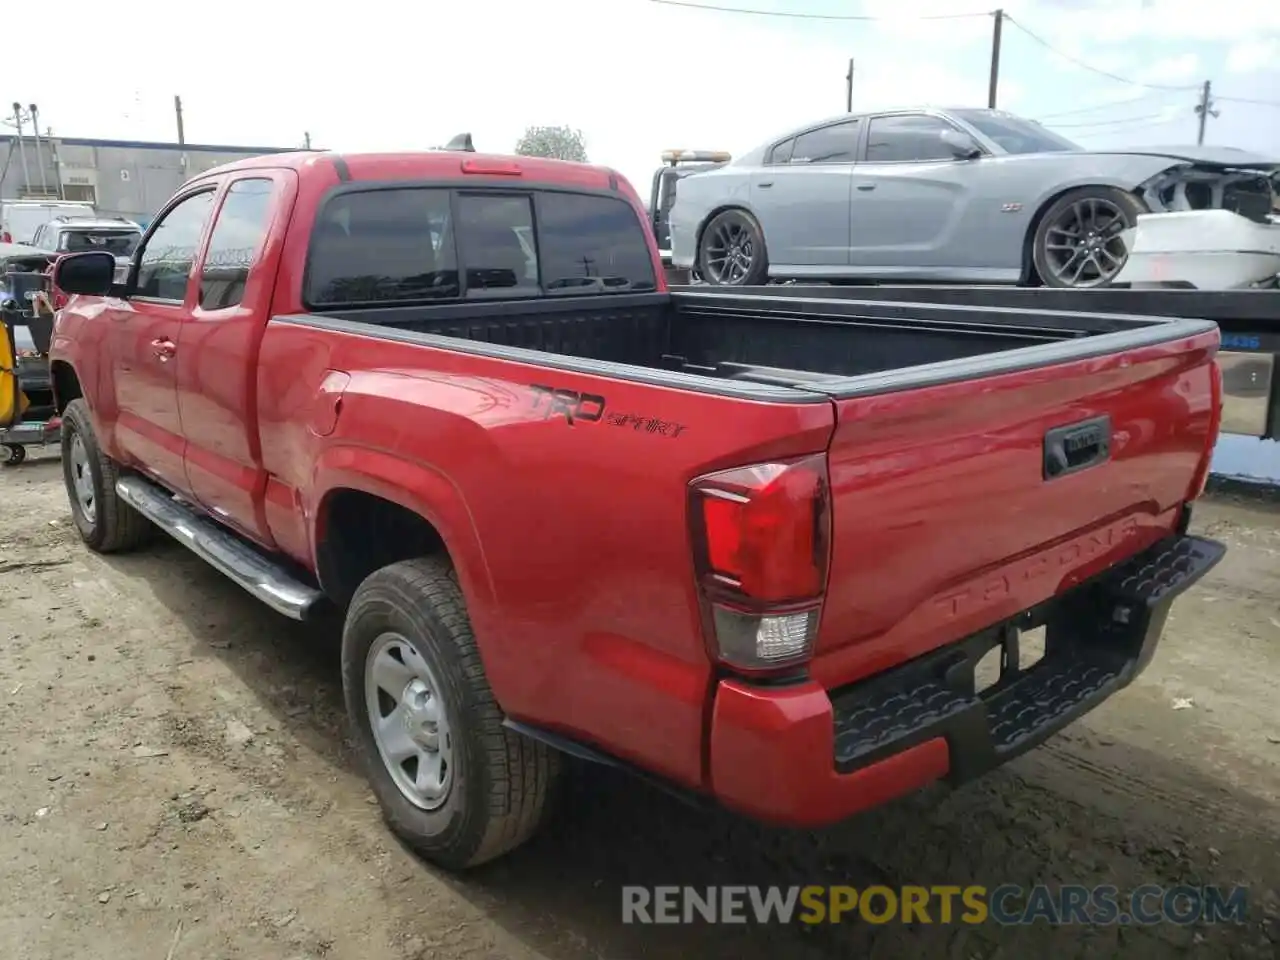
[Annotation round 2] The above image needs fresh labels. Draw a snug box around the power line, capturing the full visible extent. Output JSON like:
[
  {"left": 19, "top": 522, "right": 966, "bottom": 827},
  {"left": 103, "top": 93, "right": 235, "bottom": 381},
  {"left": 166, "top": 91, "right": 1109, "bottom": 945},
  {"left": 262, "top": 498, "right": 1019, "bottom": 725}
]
[
  {"left": 647, "top": 0, "right": 991, "bottom": 21},
  {"left": 1003, "top": 14, "right": 1199, "bottom": 91},
  {"left": 1215, "top": 94, "right": 1280, "bottom": 108},
  {"left": 1076, "top": 117, "right": 1189, "bottom": 136},
  {"left": 653, "top": 0, "right": 1280, "bottom": 126},
  {"left": 1034, "top": 89, "right": 1185, "bottom": 121},
  {"left": 1050, "top": 112, "right": 1173, "bottom": 129}
]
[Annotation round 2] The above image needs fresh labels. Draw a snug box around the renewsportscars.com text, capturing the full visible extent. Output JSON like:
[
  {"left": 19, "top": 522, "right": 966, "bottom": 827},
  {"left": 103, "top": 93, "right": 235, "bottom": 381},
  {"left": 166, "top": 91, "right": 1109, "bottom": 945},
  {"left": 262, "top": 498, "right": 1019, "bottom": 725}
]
[{"left": 621, "top": 884, "right": 1249, "bottom": 926}]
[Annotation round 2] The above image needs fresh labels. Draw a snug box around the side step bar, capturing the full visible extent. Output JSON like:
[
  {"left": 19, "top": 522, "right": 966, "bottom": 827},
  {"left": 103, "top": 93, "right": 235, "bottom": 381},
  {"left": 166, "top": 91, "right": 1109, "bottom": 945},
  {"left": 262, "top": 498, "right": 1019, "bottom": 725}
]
[{"left": 115, "top": 475, "right": 327, "bottom": 621}]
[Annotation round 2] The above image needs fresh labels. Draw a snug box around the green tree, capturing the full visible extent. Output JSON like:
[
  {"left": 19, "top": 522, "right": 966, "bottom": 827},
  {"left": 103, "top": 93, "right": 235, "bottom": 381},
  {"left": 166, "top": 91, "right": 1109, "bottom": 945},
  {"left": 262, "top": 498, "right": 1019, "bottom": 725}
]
[{"left": 514, "top": 125, "right": 588, "bottom": 162}]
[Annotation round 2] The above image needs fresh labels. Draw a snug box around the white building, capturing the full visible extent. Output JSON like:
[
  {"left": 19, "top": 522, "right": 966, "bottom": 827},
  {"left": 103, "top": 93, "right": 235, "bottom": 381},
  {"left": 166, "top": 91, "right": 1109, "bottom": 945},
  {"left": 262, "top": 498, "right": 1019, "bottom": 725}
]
[{"left": 0, "top": 135, "right": 303, "bottom": 226}]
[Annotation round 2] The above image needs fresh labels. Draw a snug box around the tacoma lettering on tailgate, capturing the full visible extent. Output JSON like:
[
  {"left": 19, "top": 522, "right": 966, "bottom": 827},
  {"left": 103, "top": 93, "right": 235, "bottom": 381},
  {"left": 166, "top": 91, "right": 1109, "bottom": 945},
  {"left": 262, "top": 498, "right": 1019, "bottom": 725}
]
[{"left": 934, "top": 515, "right": 1141, "bottom": 619}]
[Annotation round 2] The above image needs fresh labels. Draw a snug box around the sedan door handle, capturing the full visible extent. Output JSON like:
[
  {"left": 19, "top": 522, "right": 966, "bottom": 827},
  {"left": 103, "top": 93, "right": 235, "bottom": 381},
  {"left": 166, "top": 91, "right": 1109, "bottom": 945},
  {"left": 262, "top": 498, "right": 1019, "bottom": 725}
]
[
  {"left": 855, "top": 183, "right": 876, "bottom": 191},
  {"left": 757, "top": 181, "right": 773, "bottom": 188},
  {"left": 150, "top": 338, "right": 177, "bottom": 361}
]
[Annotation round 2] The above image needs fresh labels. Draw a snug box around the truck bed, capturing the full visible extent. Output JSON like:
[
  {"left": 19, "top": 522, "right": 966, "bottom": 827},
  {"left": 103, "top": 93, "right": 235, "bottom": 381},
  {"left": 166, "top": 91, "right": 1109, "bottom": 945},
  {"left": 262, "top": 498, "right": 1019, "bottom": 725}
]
[
  {"left": 672, "top": 284, "right": 1280, "bottom": 438},
  {"left": 299, "top": 289, "right": 1207, "bottom": 398}
]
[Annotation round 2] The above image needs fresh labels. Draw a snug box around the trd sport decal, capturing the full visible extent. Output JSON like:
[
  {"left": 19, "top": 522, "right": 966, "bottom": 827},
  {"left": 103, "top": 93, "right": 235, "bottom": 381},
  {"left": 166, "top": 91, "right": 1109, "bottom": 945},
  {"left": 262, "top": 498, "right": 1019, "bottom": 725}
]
[
  {"left": 530, "top": 385, "right": 605, "bottom": 424},
  {"left": 528, "top": 384, "right": 687, "bottom": 438}
]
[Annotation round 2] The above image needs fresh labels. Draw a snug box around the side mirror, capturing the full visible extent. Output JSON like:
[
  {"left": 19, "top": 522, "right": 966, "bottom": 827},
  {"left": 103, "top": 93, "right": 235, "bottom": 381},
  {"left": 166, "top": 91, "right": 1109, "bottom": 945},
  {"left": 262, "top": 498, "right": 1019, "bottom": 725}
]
[
  {"left": 53, "top": 251, "right": 118, "bottom": 297},
  {"left": 941, "top": 128, "right": 983, "bottom": 160}
]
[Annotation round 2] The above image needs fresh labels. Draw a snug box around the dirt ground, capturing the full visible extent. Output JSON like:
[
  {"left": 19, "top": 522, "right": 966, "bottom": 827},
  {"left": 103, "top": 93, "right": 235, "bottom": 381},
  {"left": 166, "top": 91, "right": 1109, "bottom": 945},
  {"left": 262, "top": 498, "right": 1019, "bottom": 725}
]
[{"left": 2, "top": 449, "right": 1278, "bottom": 960}]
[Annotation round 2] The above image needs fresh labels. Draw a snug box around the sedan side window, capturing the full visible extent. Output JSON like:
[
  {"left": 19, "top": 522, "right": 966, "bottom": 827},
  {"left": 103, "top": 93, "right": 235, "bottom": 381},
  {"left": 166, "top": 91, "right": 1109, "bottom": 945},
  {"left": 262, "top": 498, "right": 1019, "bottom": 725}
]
[
  {"left": 789, "top": 120, "right": 860, "bottom": 165},
  {"left": 865, "top": 114, "right": 964, "bottom": 163}
]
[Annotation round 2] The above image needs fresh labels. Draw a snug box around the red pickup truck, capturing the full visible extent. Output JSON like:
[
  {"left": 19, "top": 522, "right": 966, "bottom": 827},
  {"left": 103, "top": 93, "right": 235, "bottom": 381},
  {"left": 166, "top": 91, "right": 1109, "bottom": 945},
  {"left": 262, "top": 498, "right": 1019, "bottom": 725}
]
[{"left": 46, "top": 147, "right": 1226, "bottom": 870}]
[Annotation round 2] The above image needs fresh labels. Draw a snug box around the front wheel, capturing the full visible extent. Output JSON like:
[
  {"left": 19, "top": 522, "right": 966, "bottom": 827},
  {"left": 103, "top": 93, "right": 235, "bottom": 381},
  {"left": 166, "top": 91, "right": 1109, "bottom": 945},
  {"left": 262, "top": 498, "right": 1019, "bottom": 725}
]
[
  {"left": 59, "top": 399, "right": 152, "bottom": 553},
  {"left": 2, "top": 444, "right": 26, "bottom": 466},
  {"left": 697, "top": 209, "right": 770, "bottom": 286},
  {"left": 342, "top": 557, "right": 562, "bottom": 870},
  {"left": 1032, "top": 186, "right": 1147, "bottom": 288}
]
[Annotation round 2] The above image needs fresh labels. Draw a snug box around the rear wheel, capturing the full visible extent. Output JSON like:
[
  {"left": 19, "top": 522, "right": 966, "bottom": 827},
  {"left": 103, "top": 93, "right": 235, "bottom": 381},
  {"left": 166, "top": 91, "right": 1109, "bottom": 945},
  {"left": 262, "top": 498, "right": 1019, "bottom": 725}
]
[
  {"left": 342, "top": 557, "right": 561, "bottom": 870},
  {"left": 1032, "top": 186, "right": 1147, "bottom": 288},
  {"left": 2, "top": 444, "right": 25, "bottom": 466},
  {"left": 697, "top": 209, "right": 769, "bottom": 286}
]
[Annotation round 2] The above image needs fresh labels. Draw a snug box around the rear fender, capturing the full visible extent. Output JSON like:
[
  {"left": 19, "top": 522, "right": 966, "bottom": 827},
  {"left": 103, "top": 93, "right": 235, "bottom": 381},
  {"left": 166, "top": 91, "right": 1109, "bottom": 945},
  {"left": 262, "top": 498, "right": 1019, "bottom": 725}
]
[{"left": 309, "top": 445, "right": 497, "bottom": 626}]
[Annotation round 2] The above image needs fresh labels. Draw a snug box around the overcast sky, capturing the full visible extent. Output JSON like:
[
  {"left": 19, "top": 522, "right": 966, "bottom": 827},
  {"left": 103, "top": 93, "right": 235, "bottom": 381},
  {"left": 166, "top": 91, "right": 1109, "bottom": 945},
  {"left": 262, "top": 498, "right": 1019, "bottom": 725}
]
[{"left": 9, "top": 0, "right": 1280, "bottom": 196}]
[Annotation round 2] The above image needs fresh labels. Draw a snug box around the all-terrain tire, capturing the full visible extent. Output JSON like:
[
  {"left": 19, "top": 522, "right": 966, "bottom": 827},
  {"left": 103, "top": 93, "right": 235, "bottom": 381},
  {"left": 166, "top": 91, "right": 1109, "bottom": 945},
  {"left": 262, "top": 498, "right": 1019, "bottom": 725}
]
[
  {"left": 341, "top": 557, "right": 561, "bottom": 870},
  {"left": 60, "top": 399, "right": 153, "bottom": 553}
]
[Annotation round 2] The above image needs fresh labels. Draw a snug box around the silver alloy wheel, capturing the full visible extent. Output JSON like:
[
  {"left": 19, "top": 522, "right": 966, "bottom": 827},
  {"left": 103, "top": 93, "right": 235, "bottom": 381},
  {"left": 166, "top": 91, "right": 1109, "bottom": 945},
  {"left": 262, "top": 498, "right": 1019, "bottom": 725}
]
[
  {"left": 704, "top": 218, "right": 756, "bottom": 284},
  {"left": 1042, "top": 197, "right": 1131, "bottom": 287},
  {"left": 69, "top": 433, "right": 97, "bottom": 523},
  {"left": 364, "top": 631, "right": 453, "bottom": 810}
]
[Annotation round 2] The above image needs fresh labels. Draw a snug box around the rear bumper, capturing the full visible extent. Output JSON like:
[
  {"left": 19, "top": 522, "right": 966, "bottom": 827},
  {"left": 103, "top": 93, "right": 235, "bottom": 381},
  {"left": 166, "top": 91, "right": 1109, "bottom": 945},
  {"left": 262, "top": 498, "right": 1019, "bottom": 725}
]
[{"left": 707, "top": 534, "right": 1225, "bottom": 827}]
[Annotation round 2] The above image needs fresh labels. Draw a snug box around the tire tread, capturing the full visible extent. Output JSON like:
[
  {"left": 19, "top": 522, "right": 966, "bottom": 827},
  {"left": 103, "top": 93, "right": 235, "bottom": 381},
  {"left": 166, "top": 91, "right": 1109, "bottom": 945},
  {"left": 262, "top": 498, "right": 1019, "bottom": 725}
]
[
  {"left": 61, "top": 399, "right": 152, "bottom": 553},
  {"left": 344, "top": 557, "right": 560, "bottom": 869}
]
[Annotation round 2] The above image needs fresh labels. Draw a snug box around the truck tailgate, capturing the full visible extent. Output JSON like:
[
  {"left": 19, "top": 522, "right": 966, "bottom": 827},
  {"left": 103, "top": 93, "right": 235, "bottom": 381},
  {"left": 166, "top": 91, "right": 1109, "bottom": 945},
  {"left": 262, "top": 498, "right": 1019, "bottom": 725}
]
[{"left": 812, "top": 322, "right": 1220, "bottom": 687}]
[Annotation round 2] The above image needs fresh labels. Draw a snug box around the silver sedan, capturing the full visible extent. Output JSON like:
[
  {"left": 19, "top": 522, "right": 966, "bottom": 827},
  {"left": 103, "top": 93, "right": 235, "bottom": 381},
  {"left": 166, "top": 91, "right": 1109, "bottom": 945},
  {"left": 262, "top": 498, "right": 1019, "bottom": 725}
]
[{"left": 668, "top": 107, "right": 1278, "bottom": 288}]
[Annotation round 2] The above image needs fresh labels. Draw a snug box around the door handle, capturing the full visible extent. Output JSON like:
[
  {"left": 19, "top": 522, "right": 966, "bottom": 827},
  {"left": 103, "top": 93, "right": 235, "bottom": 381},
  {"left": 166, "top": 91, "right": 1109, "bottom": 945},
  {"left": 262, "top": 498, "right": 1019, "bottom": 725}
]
[
  {"left": 757, "top": 181, "right": 773, "bottom": 188},
  {"left": 1043, "top": 415, "right": 1111, "bottom": 480},
  {"left": 856, "top": 183, "right": 876, "bottom": 191},
  {"left": 150, "top": 338, "right": 177, "bottom": 361}
]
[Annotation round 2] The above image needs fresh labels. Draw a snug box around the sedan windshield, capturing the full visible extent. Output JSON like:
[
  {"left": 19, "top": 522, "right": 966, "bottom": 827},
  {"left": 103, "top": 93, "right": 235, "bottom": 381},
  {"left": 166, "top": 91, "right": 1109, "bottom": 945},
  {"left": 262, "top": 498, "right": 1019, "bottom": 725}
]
[{"left": 951, "top": 109, "right": 1080, "bottom": 155}]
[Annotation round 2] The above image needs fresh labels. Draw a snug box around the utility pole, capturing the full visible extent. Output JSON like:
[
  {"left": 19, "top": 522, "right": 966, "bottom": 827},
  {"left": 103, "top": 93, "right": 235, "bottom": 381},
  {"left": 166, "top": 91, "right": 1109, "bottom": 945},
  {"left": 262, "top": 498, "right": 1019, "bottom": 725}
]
[
  {"left": 173, "top": 95, "right": 186, "bottom": 146},
  {"left": 304, "top": 131, "right": 312, "bottom": 150},
  {"left": 845, "top": 58, "right": 854, "bottom": 113},
  {"left": 1195, "top": 80, "right": 1217, "bottom": 145},
  {"left": 988, "top": 9, "right": 1004, "bottom": 109},
  {"left": 29, "top": 104, "right": 49, "bottom": 197},
  {"left": 11, "top": 102, "right": 32, "bottom": 194}
]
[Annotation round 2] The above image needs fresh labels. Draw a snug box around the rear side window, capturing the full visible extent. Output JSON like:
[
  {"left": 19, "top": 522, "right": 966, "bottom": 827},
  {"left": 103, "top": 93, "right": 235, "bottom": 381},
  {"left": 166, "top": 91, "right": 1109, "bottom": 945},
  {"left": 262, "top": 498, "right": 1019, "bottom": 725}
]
[
  {"left": 790, "top": 120, "right": 860, "bottom": 164},
  {"left": 306, "top": 186, "right": 655, "bottom": 307},
  {"left": 536, "top": 192, "right": 656, "bottom": 294},
  {"left": 200, "top": 178, "right": 276, "bottom": 310},
  {"left": 306, "top": 188, "right": 459, "bottom": 306}
]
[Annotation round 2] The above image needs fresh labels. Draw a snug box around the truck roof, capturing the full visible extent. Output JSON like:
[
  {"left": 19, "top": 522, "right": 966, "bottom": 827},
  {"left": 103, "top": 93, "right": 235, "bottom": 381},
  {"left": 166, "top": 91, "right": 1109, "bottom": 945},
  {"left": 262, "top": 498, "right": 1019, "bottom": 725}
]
[{"left": 191, "top": 150, "right": 629, "bottom": 193}]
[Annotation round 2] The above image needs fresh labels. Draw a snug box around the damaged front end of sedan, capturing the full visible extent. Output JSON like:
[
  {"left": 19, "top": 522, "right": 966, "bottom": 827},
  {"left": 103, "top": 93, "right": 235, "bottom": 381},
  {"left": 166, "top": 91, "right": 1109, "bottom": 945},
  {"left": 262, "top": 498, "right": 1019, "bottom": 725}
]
[
  {"left": 1137, "top": 162, "right": 1277, "bottom": 222},
  {"left": 1117, "top": 160, "right": 1280, "bottom": 290}
]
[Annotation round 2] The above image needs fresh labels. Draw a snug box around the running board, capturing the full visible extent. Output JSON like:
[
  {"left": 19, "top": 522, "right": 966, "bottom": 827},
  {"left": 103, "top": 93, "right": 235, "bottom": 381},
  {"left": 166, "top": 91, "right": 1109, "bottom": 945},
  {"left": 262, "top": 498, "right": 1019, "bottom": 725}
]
[{"left": 115, "top": 475, "right": 327, "bottom": 621}]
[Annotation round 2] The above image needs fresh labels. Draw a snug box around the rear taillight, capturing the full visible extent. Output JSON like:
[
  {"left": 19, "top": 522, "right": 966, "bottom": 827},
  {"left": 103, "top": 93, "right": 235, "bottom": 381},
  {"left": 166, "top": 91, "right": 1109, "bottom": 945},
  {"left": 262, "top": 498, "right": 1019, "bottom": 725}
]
[
  {"left": 689, "top": 454, "right": 830, "bottom": 672},
  {"left": 1189, "top": 359, "right": 1223, "bottom": 500}
]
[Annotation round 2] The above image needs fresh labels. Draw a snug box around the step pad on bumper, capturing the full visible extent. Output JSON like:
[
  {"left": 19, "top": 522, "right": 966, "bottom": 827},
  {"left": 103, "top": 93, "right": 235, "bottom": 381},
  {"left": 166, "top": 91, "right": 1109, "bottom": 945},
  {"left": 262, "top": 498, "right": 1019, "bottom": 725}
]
[{"left": 831, "top": 534, "right": 1225, "bottom": 781}]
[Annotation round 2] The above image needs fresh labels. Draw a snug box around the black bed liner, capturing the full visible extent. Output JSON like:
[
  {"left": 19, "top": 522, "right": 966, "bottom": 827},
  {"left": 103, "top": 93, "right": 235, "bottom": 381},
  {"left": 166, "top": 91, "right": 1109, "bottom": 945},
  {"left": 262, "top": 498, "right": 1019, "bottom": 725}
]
[{"left": 276, "top": 289, "right": 1215, "bottom": 403}]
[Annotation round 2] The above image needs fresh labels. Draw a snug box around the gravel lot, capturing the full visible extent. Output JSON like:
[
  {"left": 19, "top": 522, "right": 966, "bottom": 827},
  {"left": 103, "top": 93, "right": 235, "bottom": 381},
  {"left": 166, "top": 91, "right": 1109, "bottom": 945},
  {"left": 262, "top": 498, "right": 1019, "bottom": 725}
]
[{"left": 2, "top": 449, "right": 1278, "bottom": 959}]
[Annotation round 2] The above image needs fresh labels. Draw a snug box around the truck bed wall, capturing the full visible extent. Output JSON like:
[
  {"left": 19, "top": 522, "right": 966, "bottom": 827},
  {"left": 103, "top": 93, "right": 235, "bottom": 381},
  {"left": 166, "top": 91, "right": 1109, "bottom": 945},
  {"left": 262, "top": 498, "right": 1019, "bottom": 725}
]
[{"left": 318, "top": 292, "right": 1111, "bottom": 383}]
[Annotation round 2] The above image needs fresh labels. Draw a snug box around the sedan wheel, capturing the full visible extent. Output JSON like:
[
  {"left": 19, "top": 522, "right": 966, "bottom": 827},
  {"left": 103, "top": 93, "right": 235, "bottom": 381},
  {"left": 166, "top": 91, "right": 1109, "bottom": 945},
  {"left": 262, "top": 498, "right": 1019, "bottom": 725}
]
[
  {"left": 697, "top": 210, "right": 769, "bottom": 286},
  {"left": 1033, "top": 186, "right": 1146, "bottom": 289}
]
